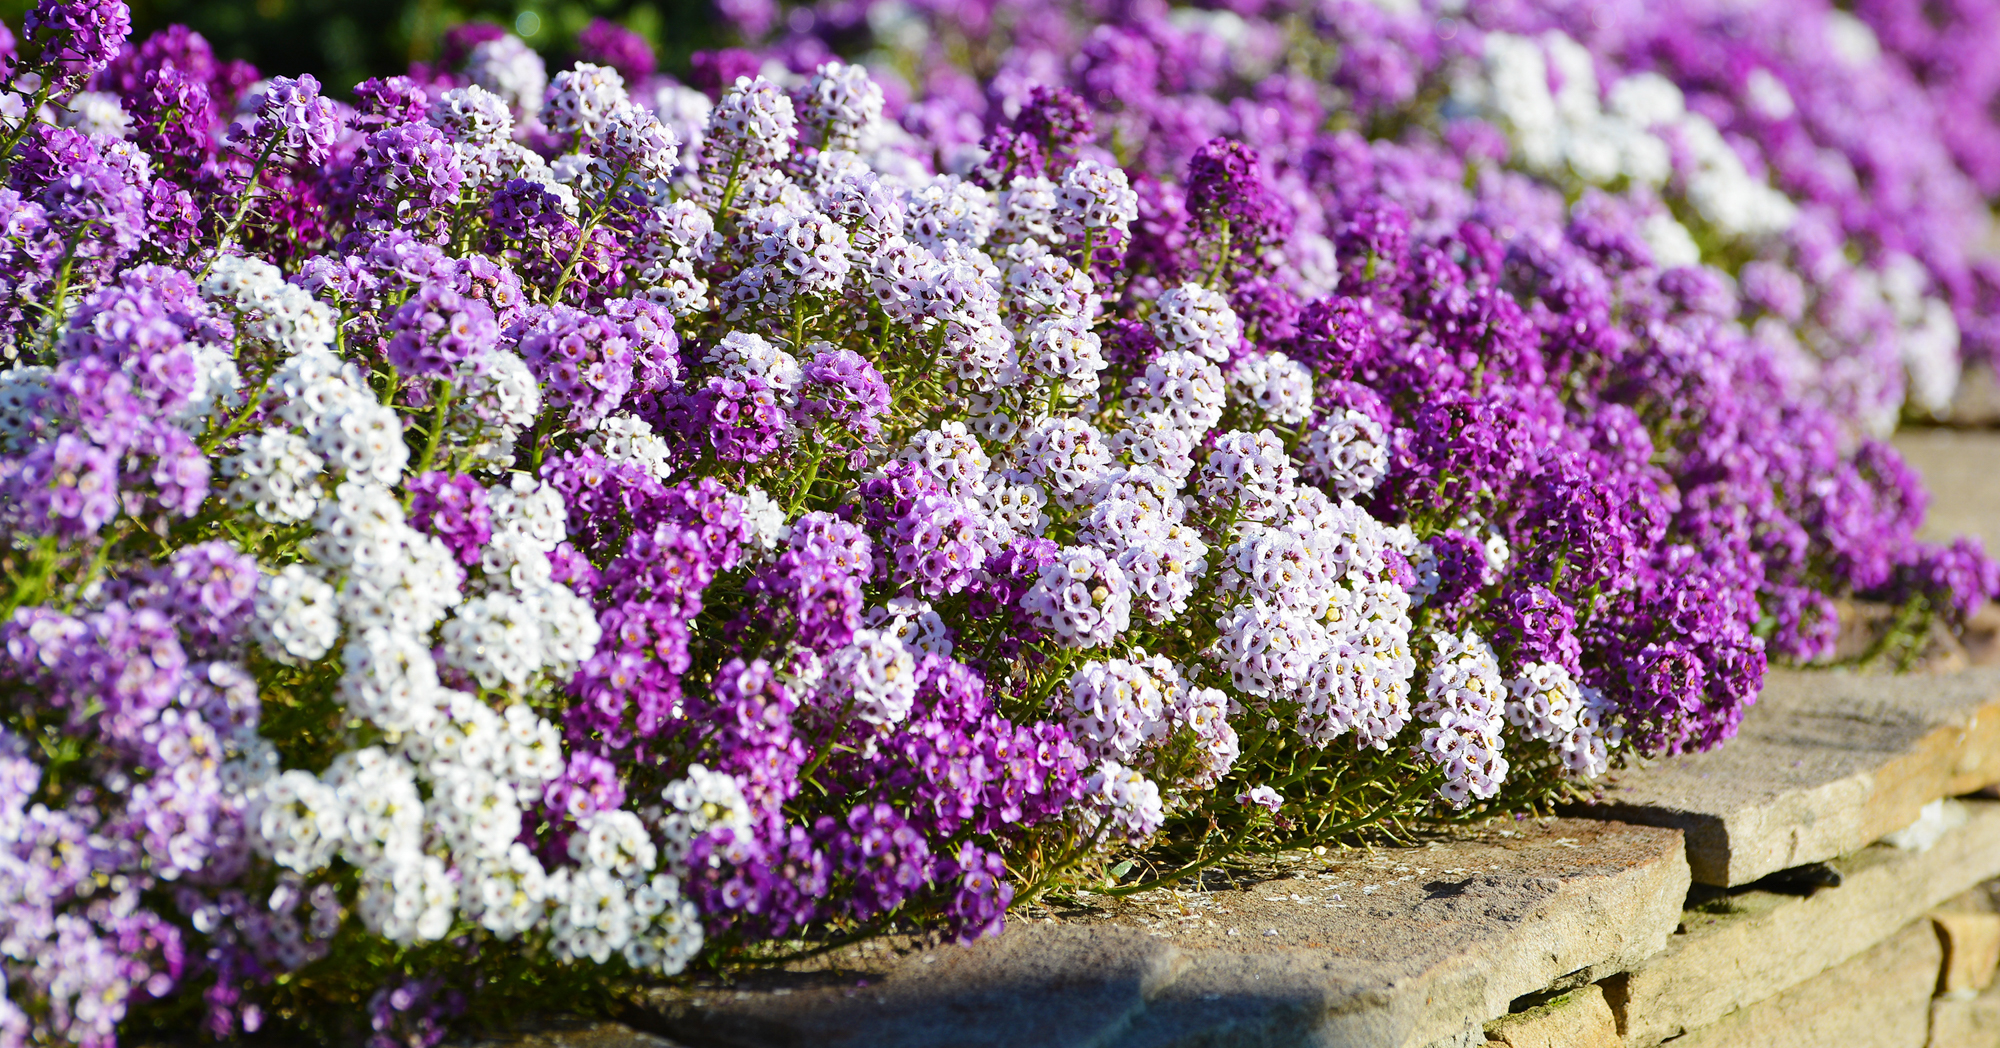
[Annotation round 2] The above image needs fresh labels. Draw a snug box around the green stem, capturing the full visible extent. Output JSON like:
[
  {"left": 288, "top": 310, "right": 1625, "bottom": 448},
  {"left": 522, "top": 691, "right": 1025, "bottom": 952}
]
[
  {"left": 36, "top": 250, "right": 78, "bottom": 361},
  {"left": 1011, "top": 818, "right": 1116, "bottom": 908},
  {"left": 0, "top": 536, "right": 62, "bottom": 618},
  {"left": 206, "top": 138, "right": 282, "bottom": 268},
  {"left": 524, "top": 410, "right": 550, "bottom": 474},
  {"left": 415, "top": 380, "right": 455, "bottom": 475},
  {"left": 0, "top": 84, "right": 52, "bottom": 176},
  {"left": 1098, "top": 821, "right": 1257, "bottom": 898},
  {"left": 713, "top": 150, "right": 749, "bottom": 222},
  {"left": 200, "top": 373, "right": 273, "bottom": 453},
  {"left": 1204, "top": 221, "right": 1233, "bottom": 289},
  {"left": 785, "top": 450, "right": 824, "bottom": 517},
  {"left": 549, "top": 164, "right": 634, "bottom": 304},
  {"left": 1028, "top": 646, "right": 1082, "bottom": 710},
  {"left": 72, "top": 526, "right": 129, "bottom": 609}
]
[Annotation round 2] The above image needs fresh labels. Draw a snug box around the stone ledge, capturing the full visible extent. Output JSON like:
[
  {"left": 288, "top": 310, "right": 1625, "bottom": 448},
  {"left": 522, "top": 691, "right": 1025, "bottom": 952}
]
[
  {"left": 631, "top": 819, "right": 1688, "bottom": 1048},
  {"left": 1576, "top": 666, "right": 2000, "bottom": 886},
  {"left": 615, "top": 652, "right": 2000, "bottom": 1048},
  {"left": 1666, "top": 919, "right": 1941, "bottom": 1048},
  {"left": 1606, "top": 798, "right": 2000, "bottom": 1046}
]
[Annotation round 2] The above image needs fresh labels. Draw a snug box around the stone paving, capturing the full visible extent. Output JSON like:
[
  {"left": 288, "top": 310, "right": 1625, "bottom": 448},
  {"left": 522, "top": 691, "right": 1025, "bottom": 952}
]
[{"left": 618, "top": 819, "right": 1684, "bottom": 1048}]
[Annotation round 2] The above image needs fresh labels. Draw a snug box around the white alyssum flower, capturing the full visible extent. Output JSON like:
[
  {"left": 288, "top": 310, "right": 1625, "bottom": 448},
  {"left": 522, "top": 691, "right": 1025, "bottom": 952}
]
[
  {"left": 223, "top": 428, "right": 324, "bottom": 523},
  {"left": 658, "top": 764, "right": 755, "bottom": 864},
  {"left": 1151, "top": 283, "right": 1241, "bottom": 363},
  {"left": 1062, "top": 656, "right": 1173, "bottom": 764},
  {"left": 337, "top": 626, "right": 443, "bottom": 734},
  {"left": 1299, "top": 408, "right": 1388, "bottom": 499},
  {"left": 1023, "top": 545, "right": 1132, "bottom": 649},
  {"left": 1109, "top": 411, "right": 1198, "bottom": 482},
  {"left": 441, "top": 592, "right": 546, "bottom": 690},
  {"left": 58, "top": 91, "right": 131, "bottom": 139},
  {"left": 543, "top": 62, "right": 631, "bottom": 140},
  {"left": 827, "top": 628, "right": 919, "bottom": 725},
  {"left": 202, "top": 255, "right": 338, "bottom": 356},
  {"left": 1227, "top": 351, "right": 1314, "bottom": 426},
  {"left": 800, "top": 60, "right": 884, "bottom": 151},
  {"left": 1080, "top": 760, "right": 1165, "bottom": 843},
  {"left": 584, "top": 413, "right": 673, "bottom": 480},
  {"left": 357, "top": 852, "right": 457, "bottom": 946},
  {"left": 1012, "top": 416, "right": 1113, "bottom": 509},
  {"left": 462, "top": 842, "right": 550, "bottom": 939},
  {"left": 252, "top": 565, "right": 339, "bottom": 664},
  {"left": 249, "top": 769, "right": 342, "bottom": 874},
  {"left": 1199, "top": 429, "right": 1297, "bottom": 523},
  {"left": 1415, "top": 629, "right": 1510, "bottom": 807},
  {"left": 1056, "top": 160, "right": 1138, "bottom": 246},
  {"left": 0, "top": 365, "right": 49, "bottom": 453},
  {"left": 708, "top": 75, "right": 797, "bottom": 169},
  {"left": 740, "top": 485, "right": 791, "bottom": 554},
  {"left": 705, "top": 330, "right": 802, "bottom": 399},
  {"left": 323, "top": 747, "right": 424, "bottom": 867},
  {"left": 904, "top": 175, "right": 997, "bottom": 249},
  {"left": 1122, "top": 349, "right": 1226, "bottom": 437},
  {"left": 467, "top": 35, "right": 549, "bottom": 120},
  {"left": 865, "top": 596, "right": 954, "bottom": 658}
]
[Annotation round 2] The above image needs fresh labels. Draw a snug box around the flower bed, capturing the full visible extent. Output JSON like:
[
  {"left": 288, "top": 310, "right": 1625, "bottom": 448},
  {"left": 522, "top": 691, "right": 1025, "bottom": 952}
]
[{"left": 0, "top": 1, "right": 1996, "bottom": 1045}]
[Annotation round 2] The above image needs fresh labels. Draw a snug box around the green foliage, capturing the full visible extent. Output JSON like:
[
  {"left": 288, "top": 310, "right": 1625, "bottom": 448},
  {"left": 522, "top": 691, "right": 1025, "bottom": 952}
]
[{"left": 3, "top": 0, "right": 731, "bottom": 93}]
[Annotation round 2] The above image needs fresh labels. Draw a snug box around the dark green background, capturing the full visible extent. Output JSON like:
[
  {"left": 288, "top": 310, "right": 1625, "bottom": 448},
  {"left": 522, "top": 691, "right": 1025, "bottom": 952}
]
[{"left": 12, "top": 0, "right": 733, "bottom": 93}]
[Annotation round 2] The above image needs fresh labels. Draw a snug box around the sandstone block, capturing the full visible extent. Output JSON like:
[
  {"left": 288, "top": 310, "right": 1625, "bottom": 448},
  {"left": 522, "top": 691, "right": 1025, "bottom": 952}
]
[
  {"left": 1483, "top": 985, "right": 1619, "bottom": 1048},
  {"left": 1577, "top": 666, "right": 2000, "bottom": 885},
  {"left": 1932, "top": 910, "right": 2000, "bottom": 994},
  {"left": 1930, "top": 979, "right": 2000, "bottom": 1048},
  {"left": 1666, "top": 919, "right": 1941, "bottom": 1048},
  {"left": 1607, "top": 799, "right": 2000, "bottom": 1047},
  {"left": 1053, "top": 819, "right": 1685, "bottom": 1048}
]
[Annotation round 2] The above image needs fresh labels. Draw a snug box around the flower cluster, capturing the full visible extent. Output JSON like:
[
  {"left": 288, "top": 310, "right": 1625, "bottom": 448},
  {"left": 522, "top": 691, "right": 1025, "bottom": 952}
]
[{"left": 0, "top": 3, "right": 1995, "bottom": 1046}]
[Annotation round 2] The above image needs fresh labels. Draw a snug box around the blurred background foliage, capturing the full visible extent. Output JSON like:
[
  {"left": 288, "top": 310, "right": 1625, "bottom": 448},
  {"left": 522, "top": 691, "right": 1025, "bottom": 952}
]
[{"left": 0, "top": 0, "right": 731, "bottom": 90}]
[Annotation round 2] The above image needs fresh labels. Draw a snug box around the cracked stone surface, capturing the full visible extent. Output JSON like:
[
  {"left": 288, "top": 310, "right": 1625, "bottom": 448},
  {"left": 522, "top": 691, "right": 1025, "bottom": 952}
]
[
  {"left": 1605, "top": 799, "right": 2000, "bottom": 1047},
  {"left": 1574, "top": 665, "right": 2000, "bottom": 885},
  {"left": 628, "top": 818, "right": 1686, "bottom": 1048}
]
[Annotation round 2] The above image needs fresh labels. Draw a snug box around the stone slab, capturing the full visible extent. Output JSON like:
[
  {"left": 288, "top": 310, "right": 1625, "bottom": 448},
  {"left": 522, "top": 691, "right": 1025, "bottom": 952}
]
[
  {"left": 634, "top": 924, "right": 1182, "bottom": 1048},
  {"left": 1930, "top": 978, "right": 2000, "bottom": 1048},
  {"left": 633, "top": 819, "right": 1687, "bottom": 1048},
  {"left": 1482, "top": 985, "right": 1618, "bottom": 1048},
  {"left": 1576, "top": 666, "right": 2000, "bottom": 885},
  {"left": 1605, "top": 799, "right": 2000, "bottom": 1047},
  {"left": 1666, "top": 919, "right": 1940, "bottom": 1048},
  {"left": 1894, "top": 429, "right": 2000, "bottom": 555},
  {"left": 1933, "top": 910, "right": 2000, "bottom": 994}
]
